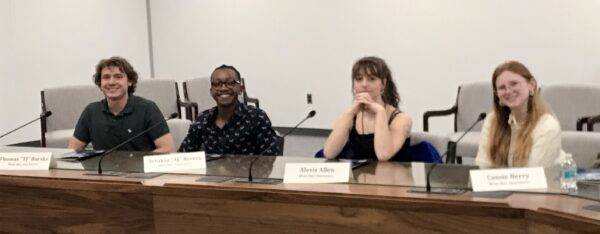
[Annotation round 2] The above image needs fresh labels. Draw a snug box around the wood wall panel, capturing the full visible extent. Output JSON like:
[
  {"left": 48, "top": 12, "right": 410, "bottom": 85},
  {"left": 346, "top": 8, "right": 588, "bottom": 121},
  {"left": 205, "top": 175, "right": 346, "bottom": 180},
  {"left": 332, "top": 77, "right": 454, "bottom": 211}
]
[{"left": 1, "top": 171, "right": 599, "bottom": 233}]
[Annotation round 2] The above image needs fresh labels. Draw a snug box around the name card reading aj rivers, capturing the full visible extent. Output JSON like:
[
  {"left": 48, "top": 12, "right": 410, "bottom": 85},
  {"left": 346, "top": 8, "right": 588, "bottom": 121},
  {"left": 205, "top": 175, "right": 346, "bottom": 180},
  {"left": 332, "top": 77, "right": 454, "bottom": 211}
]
[
  {"left": 144, "top": 152, "right": 206, "bottom": 173},
  {"left": 0, "top": 152, "right": 52, "bottom": 170},
  {"left": 284, "top": 162, "right": 351, "bottom": 184},
  {"left": 470, "top": 167, "right": 547, "bottom": 192}
]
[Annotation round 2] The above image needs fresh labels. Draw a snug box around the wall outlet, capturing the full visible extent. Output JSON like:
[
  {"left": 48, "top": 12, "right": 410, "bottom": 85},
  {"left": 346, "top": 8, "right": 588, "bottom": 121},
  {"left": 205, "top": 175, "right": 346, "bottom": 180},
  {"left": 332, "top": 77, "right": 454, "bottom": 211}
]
[{"left": 306, "top": 93, "right": 312, "bottom": 104}]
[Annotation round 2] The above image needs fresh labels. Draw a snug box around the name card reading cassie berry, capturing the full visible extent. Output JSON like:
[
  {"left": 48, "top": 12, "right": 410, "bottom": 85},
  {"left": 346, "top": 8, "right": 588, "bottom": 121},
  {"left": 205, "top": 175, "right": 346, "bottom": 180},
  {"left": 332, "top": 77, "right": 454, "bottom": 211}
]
[
  {"left": 470, "top": 167, "right": 547, "bottom": 192},
  {"left": 144, "top": 152, "right": 206, "bottom": 173},
  {"left": 0, "top": 152, "right": 52, "bottom": 170},
  {"left": 283, "top": 162, "right": 351, "bottom": 184}
]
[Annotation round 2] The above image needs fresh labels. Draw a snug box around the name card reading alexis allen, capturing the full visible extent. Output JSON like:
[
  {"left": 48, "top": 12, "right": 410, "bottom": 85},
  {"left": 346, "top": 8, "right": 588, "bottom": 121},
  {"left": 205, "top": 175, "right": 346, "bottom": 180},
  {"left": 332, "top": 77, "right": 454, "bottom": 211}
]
[
  {"left": 0, "top": 152, "right": 52, "bottom": 170},
  {"left": 470, "top": 167, "right": 547, "bottom": 192},
  {"left": 144, "top": 152, "right": 206, "bottom": 173},
  {"left": 283, "top": 162, "right": 351, "bottom": 183}
]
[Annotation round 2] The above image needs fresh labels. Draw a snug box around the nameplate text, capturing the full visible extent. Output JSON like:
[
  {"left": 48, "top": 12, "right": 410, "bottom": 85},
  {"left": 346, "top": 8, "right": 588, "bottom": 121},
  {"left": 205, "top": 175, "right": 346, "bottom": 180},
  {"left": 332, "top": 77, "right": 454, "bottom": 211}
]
[
  {"left": 144, "top": 152, "right": 206, "bottom": 173},
  {"left": 0, "top": 152, "right": 51, "bottom": 170},
  {"left": 284, "top": 162, "right": 351, "bottom": 183},
  {"left": 470, "top": 167, "right": 547, "bottom": 192}
]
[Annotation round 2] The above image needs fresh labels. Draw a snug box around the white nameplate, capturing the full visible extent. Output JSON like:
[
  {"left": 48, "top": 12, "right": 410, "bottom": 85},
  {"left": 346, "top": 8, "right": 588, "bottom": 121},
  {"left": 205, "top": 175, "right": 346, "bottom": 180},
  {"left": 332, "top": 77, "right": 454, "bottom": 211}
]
[
  {"left": 0, "top": 152, "right": 52, "bottom": 170},
  {"left": 470, "top": 167, "right": 547, "bottom": 192},
  {"left": 144, "top": 152, "right": 206, "bottom": 173},
  {"left": 411, "top": 162, "right": 427, "bottom": 187},
  {"left": 283, "top": 162, "right": 351, "bottom": 184}
]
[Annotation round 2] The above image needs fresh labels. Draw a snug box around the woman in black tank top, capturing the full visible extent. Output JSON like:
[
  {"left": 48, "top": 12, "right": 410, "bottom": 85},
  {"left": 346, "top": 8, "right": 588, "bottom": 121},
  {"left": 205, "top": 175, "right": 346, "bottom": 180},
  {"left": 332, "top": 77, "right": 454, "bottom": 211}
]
[{"left": 323, "top": 57, "right": 413, "bottom": 161}]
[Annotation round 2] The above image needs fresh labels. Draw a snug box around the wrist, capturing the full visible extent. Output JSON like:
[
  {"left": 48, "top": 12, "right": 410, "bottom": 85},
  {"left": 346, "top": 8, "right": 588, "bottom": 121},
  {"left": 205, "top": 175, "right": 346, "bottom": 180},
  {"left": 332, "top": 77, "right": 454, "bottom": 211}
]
[
  {"left": 345, "top": 107, "right": 359, "bottom": 117},
  {"left": 375, "top": 106, "right": 387, "bottom": 116}
]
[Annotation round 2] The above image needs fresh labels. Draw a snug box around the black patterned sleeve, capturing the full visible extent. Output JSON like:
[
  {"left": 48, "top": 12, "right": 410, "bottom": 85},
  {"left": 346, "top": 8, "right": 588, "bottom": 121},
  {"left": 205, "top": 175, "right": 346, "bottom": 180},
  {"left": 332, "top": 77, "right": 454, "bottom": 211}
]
[
  {"left": 253, "top": 109, "right": 280, "bottom": 156},
  {"left": 178, "top": 120, "right": 204, "bottom": 152}
]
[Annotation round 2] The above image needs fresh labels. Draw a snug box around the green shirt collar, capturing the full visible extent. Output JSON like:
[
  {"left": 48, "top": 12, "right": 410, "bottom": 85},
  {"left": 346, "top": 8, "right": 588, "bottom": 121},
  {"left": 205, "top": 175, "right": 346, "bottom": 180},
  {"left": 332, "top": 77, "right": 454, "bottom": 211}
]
[{"left": 101, "top": 95, "right": 135, "bottom": 116}]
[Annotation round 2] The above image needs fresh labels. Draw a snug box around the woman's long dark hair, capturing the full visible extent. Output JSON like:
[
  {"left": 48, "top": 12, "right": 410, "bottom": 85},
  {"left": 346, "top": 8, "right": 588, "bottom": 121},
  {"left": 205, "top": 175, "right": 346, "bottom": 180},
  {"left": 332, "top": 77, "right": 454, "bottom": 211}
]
[{"left": 351, "top": 56, "right": 400, "bottom": 108}]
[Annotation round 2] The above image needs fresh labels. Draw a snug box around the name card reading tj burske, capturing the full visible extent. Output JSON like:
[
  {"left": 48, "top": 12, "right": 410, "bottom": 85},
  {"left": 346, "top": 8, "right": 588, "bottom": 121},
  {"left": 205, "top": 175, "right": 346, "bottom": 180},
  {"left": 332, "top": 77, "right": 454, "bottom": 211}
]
[
  {"left": 0, "top": 152, "right": 52, "bottom": 170},
  {"left": 470, "top": 167, "right": 547, "bottom": 192},
  {"left": 144, "top": 152, "right": 206, "bottom": 173},
  {"left": 284, "top": 162, "right": 351, "bottom": 183}
]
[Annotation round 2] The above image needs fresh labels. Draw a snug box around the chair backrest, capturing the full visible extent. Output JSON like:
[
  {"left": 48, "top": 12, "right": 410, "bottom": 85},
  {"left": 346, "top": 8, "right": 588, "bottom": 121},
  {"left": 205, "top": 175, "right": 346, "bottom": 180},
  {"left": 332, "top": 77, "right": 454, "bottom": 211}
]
[
  {"left": 455, "top": 82, "right": 493, "bottom": 132},
  {"left": 41, "top": 85, "right": 104, "bottom": 132},
  {"left": 282, "top": 129, "right": 329, "bottom": 156},
  {"left": 135, "top": 79, "right": 182, "bottom": 118},
  {"left": 183, "top": 77, "right": 215, "bottom": 114},
  {"left": 541, "top": 84, "right": 600, "bottom": 131},
  {"left": 167, "top": 118, "right": 192, "bottom": 150},
  {"left": 562, "top": 131, "right": 600, "bottom": 169},
  {"left": 239, "top": 77, "right": 253, "bottom": 105}
]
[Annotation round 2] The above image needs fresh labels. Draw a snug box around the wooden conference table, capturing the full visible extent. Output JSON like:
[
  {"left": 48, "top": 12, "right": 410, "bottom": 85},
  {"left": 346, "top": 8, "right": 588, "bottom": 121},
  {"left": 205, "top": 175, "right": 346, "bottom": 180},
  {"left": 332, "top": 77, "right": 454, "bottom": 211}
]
[{"left": 1, "top": 146, "right": 599, "bottom": 233}]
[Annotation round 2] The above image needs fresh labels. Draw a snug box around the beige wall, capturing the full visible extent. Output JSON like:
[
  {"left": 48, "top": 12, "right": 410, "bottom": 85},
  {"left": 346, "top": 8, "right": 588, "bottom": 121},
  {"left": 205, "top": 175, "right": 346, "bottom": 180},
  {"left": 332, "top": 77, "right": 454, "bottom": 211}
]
[
  {"left": 2, "top": 0, "right": 600, "bottom": 145},
  {"left": 0, "top": 0, "right": 151, "bottom": 145}
]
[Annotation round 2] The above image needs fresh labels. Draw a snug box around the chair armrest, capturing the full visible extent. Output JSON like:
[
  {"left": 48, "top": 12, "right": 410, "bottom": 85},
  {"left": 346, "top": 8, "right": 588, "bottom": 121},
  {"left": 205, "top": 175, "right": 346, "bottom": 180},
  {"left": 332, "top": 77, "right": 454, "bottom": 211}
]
[
  {"left": 423, "top": 105, "right": 457, "bottom": 132},
  {"left": 246, "top": 97, "right": 260, "bottom": 109},
  {"left": 179, "top": 101, "right": 198, "bottom": 121},
  {"left": 587, "top": 114, "right": 600, "bottom": 131},
  {"left": 40, "top": 114, "right": 48, "bottom": 147},
  {"left": 577, "top": 117, "right": 590, "bottom": 131}
]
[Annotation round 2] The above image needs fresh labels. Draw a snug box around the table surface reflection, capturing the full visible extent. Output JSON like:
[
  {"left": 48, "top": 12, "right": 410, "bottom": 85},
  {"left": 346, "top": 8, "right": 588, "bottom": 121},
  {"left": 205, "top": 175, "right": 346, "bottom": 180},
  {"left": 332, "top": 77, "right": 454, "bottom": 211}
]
[
  {"left": 0, "top": 146, "right": 567, "bottom": 194},
  {"left": 200, "top": 155, "right": 565, "bottom": 194}
]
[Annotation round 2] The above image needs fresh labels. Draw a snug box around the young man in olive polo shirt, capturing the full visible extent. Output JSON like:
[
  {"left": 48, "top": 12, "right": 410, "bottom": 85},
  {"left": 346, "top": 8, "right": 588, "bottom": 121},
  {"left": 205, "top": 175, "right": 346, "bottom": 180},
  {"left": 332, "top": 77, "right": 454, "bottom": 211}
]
[{"left": 68, "top": 56, "right": 175, "bottom": 153}]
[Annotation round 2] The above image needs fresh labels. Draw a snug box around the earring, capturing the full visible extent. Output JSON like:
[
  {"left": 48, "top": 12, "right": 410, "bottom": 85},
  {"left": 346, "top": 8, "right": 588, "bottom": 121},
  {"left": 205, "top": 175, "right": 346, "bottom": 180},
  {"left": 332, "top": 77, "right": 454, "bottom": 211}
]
[{"left": 529, "top": 90, "right": 534, "bottom": 97}]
